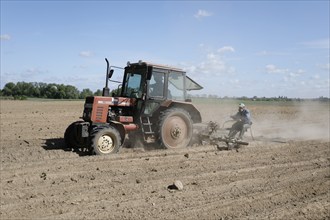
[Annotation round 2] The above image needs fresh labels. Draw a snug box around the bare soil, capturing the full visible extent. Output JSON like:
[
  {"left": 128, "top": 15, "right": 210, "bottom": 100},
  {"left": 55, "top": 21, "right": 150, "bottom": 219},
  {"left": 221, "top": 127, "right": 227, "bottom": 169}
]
[{"left": 0, "top": 100, "right": 329, "bottom": 220}]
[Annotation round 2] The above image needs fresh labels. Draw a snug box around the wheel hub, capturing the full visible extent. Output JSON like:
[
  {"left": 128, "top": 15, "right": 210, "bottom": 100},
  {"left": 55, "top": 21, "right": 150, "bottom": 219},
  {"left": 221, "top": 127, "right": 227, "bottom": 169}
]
[
  {"left": 98, "top": 135, "right": 114, "bottom": 152},
  {"left": 171, "top": 126, "right": 182, "bottom": 139},
  {"left": 161, "top": 111, "right": 193, "bottom": 149}
]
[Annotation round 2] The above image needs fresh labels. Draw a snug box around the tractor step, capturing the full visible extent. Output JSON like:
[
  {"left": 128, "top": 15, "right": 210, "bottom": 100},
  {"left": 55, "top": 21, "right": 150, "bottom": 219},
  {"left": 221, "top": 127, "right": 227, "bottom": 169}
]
[
  {"left": 144, "top": 131, "right": 155, "bottom": 134},
  {"left": 140, "top": 117, "right": 155, "bottom": 136}
]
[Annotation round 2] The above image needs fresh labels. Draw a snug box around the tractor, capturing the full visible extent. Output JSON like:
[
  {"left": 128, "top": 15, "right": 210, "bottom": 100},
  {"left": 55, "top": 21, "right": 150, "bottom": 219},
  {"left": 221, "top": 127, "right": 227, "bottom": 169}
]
[{"left": 64, "top": 58, "right": 203, "bottom": 155}]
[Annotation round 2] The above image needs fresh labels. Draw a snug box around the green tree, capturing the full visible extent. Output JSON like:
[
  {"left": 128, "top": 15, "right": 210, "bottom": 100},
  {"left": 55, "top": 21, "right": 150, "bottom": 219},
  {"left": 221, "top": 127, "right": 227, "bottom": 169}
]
[
  {"left": 15, "top": 82, "right": 31, "bottom": 96},
  {"left": 80, "top": 88, "right": 94, "bottom": 99},
  {"left": 110, "top": 88, "right": 121, "bottom": 96},
  {"left": 94, "top": 89, "right": 102, "bottom": 96},
  {"left": 36, "top": 82, "right": 48, "bottom": 98},
  {"left": 1, "top": 81, "right": 86, "bottom": 99},
  {"left": 64, "top": 85, "right": 80, "bottom": 99},
  {"left": 2, "top": 82, "right": 16, "bottom": 96}
]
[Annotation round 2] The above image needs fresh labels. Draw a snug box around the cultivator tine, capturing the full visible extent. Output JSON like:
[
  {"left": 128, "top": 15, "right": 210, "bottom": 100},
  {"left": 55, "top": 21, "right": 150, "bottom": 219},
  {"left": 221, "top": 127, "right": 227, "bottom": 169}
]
[{"left": 250, "top": 127, "right": 255, "bottom": 141}]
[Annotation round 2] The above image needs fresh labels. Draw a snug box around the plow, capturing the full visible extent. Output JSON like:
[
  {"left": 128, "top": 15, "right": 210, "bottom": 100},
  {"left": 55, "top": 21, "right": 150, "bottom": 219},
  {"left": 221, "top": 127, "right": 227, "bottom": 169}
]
[{"left": 196, "top": 120, "right": 250, "bottom": 150}]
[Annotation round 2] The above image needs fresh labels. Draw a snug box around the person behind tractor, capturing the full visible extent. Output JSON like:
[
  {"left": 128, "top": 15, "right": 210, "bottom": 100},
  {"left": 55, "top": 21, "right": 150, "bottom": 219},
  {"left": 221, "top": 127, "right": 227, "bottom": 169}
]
[{"left": 228, "top": 103, "right": 252, "bottom": 140}]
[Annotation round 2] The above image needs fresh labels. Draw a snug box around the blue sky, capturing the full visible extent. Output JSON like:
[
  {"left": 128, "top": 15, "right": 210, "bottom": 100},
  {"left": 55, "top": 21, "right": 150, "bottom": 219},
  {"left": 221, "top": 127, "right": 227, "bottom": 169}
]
[{"left": 1, "top": 1, "right": 329, "bottom": 98}]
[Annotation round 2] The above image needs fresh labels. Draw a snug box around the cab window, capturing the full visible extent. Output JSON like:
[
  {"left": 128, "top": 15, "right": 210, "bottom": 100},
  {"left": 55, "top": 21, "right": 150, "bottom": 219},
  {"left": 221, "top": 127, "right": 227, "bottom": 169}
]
[
  {"left": 168, "top": 72, "right": 185, "bottom": 101},
  {"left": 149, "top": 72, "right": 165, "bottom": 98}
]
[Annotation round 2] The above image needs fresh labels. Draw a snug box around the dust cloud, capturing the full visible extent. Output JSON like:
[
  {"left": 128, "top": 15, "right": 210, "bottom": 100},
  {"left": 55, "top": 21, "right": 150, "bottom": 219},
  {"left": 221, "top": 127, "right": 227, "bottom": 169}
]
[
  {"left": 195, "top": 101, "right": 329, "bottom": 142},
  {"left": 252, "top": 101, "right": 329, "bottom": 141}
]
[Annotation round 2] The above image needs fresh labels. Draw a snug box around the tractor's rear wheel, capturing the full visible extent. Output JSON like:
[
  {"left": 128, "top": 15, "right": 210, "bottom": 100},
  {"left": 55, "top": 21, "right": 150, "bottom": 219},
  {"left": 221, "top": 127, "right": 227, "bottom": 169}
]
[
  {"left": 158, "top": 108, "right": 193, "bottom": 149},
  {"left": 90, "top": 126, "right": 121, "bottom": 155},
  {"left": 64, "top": 121, "right": 87, "bottom": 149}
]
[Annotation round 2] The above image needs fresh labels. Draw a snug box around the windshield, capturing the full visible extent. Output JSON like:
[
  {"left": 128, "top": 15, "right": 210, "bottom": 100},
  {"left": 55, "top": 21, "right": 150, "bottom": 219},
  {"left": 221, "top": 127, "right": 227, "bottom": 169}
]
[{"left": 122, "top": 72, "right": 143, "bottom": 98}]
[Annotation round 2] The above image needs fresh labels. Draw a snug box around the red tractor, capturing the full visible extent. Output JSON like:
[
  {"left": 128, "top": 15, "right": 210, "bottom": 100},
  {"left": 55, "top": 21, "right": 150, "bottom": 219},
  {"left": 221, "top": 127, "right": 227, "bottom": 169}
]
[{"left": 64, "top": 59, "right": 203, "bottom": 155}]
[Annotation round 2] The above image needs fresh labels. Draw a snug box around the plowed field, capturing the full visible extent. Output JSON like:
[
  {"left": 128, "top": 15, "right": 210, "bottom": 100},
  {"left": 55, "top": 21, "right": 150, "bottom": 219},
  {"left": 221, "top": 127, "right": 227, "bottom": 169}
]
[{"left": 0, "top": 100, "right": 329, "bottom": 219}]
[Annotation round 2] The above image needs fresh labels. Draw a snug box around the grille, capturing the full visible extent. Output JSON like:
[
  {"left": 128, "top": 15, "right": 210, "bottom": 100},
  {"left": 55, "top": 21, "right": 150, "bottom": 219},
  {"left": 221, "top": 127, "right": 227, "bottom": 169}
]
[{"left": 95, "top": 106, "right": 104, "bottom": 121}]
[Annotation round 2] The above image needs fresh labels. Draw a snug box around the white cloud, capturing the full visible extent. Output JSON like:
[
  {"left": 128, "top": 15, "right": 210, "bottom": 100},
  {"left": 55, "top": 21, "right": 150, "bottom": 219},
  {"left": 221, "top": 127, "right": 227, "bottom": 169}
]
[
  {"left": 183, "top": 50, "right": 235, "bottom": 77},
  {"left": 26, "top": 68, "right": 43, "bottom": 74},
  {"left": 218, "top": 46, "right": 235, "bottom": 53},
  {"left": 300, "top": 38, "right": 330, "bottom": 49},
  {"left": 317, "top": 63, "right": 330, "bottom": 71},
  {"left": 0, "top": 34, "right": 11, "bottom": 41},
  {"left": 256, "top": 50, "right": 268, "bottom": 56},
  {"left": 0, "top": 67, "right": 50, "bottom": 88},
  {"left": 312, "top": 74, "right": 320, "bottom": 80},
  {"left": 194, "top": 9, "right": 213, "bottom": 19},
  {"left": 79, "top": 51, "right": 93, "bottom": 57},
  {"left": 256, "top": 50, "right": 289, "bottom": 56},
  {"left": 22, "top": 68, "right": 48, "bottom": 77},
  {"left": 266, "top": 65, "right": 305, "bottom": 82},
  {"left": 288, "top": 71, "right": 301, "bottom": 78},
  {"left": 265, "top": 64, "right": 289, "bottom": 74},
  {"left": 73, "top": 65, "right": 88, "bottom": 69}
]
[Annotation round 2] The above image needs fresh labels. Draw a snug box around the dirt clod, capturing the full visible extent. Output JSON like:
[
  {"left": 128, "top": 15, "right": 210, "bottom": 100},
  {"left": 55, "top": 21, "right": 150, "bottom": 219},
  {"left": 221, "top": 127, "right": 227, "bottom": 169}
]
[{"left": 168, "top": 180, "right": 184, "bottom": 191}]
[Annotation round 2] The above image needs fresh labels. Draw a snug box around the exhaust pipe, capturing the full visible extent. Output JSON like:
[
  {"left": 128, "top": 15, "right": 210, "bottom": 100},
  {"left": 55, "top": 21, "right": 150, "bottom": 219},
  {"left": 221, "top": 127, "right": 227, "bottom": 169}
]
[{"left": 102, "top": 58, "right": 110, "bottom": 96}]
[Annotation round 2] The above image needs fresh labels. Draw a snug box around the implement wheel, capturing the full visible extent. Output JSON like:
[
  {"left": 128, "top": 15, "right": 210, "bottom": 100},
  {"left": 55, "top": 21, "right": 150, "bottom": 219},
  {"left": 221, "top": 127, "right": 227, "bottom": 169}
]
[{"left": 158, "top": 108, "right": 193, "bottom": 149}]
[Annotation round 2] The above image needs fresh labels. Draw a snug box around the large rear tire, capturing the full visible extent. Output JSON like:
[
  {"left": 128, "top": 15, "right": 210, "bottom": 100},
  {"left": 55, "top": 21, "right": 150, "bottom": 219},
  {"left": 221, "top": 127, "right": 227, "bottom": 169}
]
[
  {"left": 90, "top": 126, "right": 122, "bottom": 155},
  {"left": 158, "top": 108, "right": 193, "bottom": 149}
]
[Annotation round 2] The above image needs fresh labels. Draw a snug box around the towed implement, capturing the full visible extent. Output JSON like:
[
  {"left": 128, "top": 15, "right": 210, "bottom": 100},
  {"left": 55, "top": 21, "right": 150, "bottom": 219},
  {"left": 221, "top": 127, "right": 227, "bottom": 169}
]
[{"left": 197, "top": 121, "right": 249, "bottom": 150}]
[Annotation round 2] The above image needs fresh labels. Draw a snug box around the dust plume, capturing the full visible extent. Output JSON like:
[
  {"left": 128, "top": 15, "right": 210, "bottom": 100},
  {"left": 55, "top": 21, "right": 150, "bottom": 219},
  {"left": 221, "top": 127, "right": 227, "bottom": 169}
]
[{"left": 252, "top": 101, "right": 329, "bottom": 141}]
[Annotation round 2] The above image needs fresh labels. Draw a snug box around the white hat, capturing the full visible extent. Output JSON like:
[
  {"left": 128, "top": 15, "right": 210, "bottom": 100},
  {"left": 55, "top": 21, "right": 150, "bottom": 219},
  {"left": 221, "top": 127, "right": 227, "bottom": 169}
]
[{"left": 238, "top": 103, "right": 245, "bottom": 108}]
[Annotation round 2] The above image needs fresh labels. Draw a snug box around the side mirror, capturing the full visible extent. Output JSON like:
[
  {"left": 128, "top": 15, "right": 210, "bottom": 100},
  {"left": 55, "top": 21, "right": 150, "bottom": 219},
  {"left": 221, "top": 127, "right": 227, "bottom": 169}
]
[{"left": 109, "top": 69, "right": 114, "bottom": 79}]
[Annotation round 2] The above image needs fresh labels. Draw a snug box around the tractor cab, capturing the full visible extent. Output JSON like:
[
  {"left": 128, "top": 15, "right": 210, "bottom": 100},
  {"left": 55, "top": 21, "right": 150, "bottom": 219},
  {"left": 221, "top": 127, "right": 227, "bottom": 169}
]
[
  {"left": 118, "top": 61, "right": 203, "bottom": 116},
  {"left": 119, "top": 60, "right": 202, "bottom": 100}
]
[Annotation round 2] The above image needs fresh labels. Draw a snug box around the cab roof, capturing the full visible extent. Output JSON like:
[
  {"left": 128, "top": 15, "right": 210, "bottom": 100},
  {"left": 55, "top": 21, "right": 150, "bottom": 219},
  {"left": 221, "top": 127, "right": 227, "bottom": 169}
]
[
  {"left": 127, "top": 60, "right": 203, "bottom": 90},
  {"left": 127, "top": 60, "right": 184, "bottom": 72}
]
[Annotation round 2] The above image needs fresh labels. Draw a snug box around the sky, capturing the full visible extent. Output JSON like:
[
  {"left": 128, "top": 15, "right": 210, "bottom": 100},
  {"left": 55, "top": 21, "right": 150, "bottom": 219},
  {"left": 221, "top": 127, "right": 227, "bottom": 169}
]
[{"left": 1, "top": 1, "right": 329, "bottom": 98}]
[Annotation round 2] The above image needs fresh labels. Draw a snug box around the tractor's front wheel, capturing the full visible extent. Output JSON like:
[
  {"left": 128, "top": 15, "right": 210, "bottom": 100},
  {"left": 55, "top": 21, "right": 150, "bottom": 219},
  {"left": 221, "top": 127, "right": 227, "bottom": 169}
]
[
  {"left": 158, "top": 108, "right": 193, "bottom": 149},
  {"left": 90, "top": 126, "right": 122, "bottom": 155}
]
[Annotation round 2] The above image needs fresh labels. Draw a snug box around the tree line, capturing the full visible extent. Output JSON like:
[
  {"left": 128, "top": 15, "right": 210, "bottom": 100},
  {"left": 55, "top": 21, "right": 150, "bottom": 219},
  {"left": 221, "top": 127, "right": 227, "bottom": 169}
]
[
  {"left": 1, "top": 81, "right": 329, "bottom": 101},
  {"left": 0, "top": 82, "right": 102, "bottom": 100}
]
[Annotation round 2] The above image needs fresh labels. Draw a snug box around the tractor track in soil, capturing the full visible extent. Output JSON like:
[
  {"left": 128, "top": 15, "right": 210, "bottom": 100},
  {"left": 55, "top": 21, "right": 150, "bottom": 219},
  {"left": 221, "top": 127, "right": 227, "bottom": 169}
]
[{"left": 0, "top": 100, "right": 329, "bottom": 219}]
